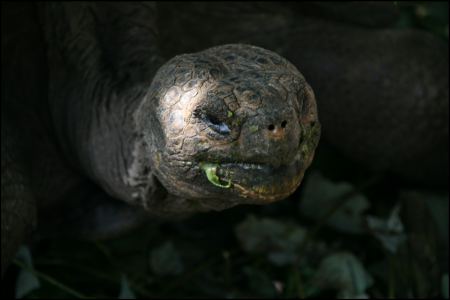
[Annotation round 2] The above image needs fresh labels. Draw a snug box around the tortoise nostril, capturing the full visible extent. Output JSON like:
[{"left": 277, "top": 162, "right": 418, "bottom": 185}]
[{"left": 268, "top": 121, "right": 287, "bottom": 131}]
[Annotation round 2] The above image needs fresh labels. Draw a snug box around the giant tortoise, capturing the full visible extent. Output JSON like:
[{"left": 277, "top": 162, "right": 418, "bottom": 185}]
[{"left": 2, "top": 2, "right": 448, "bottom": 276}]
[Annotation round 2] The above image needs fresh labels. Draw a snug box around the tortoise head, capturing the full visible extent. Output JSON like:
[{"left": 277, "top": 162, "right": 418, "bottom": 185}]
[{"left": 135, "top": 44, "right": 320, "bottom": 212}]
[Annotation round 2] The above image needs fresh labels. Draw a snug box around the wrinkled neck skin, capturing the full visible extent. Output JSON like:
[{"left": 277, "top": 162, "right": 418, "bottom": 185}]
[
  {"left": 50, "top": 77, "right": 155, "bottom": 207},
  {"left": 41, "top": 2, "right": 166, "bottom": 210},
  {"left": 83, "top": 86, "right": 153, "bottom": 205}
]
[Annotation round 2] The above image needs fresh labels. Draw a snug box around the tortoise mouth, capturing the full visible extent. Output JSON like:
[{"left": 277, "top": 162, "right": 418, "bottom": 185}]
[{"left": 199, "top": 151, "right": 305, "bottom": 202}]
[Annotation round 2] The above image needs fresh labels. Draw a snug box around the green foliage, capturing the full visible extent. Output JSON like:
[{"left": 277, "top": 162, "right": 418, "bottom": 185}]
[
  {"left": 235, "top": 215, "right": 307, "bottom": 266},
  {"left": 7, "top": 183, "right": 448, "bottom": 298},
  {"left": 15, "top": 247, "right": 40, "bottom": 299},
  {"left": 366, "top": 204, "right": 407, "bottom": 254},
  {"left": 200, "top": 162, "right": 232, "bottom": 188},
  {"left": 313, "top": 252, "right": 373, "bottom": 299},
  {"left": 300, "top": 172, "right": 370, "bottom": 234},
  {"left": 118, "top": 275, "right": 136, "bottom": 299}
]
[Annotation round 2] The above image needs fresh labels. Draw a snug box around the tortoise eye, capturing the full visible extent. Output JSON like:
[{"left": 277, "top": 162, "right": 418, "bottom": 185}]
[
  {"left": 193, "top": 108, "right": 231, "bottom": 135},
  {"left": 204, "top": 114, "right": 231, "bottom": 135}
]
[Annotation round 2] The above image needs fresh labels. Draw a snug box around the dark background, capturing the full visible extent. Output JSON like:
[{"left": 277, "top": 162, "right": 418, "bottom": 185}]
[{"left": 1, "top": 1, "right": 448, "bottom": 298}]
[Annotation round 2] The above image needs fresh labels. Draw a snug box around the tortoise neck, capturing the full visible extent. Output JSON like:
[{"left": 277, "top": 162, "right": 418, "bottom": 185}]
[{"left": 80, "top": 84, "right": 150, "bottom": 204}]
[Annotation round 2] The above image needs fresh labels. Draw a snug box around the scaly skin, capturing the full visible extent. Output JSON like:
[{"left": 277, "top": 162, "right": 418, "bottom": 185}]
[{"left": 135, "top": 44, "right": 320, "bottom": 213}]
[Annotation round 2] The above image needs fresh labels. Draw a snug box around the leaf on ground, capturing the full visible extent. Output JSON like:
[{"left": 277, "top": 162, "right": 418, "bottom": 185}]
[
  {"left": 443, "top": 273, "right": 449, "bottom": 299},
  {"left": 149, "top": 241, "right": 184, "bottom": 276},
  {"left": 313, "top": 252, "right": 373, "bottom": 299},
  {"left": 366, "top": 204, "right": 407, "bottom": 254},
  {"left": 300, "top": 172, "right": 370, "bottom": 234},
  {"left": 118, "top": 275, "right": 136, "bottom": 299},
  {"left": 15, "top": 246, "right": 41, "bottom": 299},
  {"left": 235, "top": 215, "right": 307, "bottom": 266}
]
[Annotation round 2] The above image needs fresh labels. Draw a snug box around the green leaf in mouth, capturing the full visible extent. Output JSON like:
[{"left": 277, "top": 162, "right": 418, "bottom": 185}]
[{"left": 200, "top": 163, "right": 232, "bottom": 188}]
